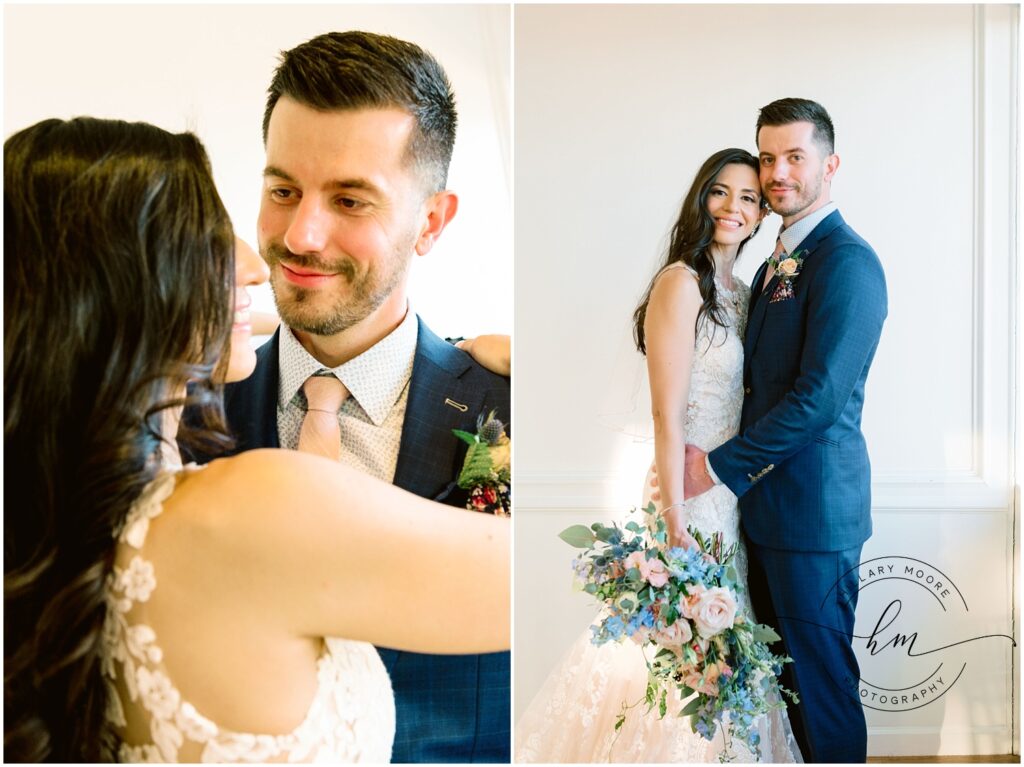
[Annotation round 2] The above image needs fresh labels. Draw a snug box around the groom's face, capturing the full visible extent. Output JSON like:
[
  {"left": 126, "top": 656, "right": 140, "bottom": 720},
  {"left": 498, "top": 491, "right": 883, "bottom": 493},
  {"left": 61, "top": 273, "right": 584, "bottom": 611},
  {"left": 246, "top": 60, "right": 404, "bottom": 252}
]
[
  {"left": 757, "top": 121, "right": 831, "bottom": 219},
  {"left": 257, "top": 97, "right": 428, "bottom": 336}
]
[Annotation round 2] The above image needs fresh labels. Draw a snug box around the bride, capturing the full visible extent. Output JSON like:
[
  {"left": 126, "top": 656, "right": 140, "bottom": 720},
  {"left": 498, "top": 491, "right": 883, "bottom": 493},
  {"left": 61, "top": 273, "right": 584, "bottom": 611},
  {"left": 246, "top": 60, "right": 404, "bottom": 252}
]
[
  {"left": 4, "top": 117, "right": 509, "bottom": 762},
  {"left": 515, "top": 148, "right": 801, "bottom": 763}
]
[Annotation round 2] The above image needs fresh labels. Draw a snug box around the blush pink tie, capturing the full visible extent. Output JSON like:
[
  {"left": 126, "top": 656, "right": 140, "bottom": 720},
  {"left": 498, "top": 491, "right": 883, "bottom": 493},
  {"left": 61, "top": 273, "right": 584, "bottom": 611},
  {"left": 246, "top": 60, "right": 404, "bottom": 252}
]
[
  {"left": 763, "top": 237, "right": 786, "bottom": 292},
  {"left": 297, "top": 374, "right": 349, "bottom": 461}
]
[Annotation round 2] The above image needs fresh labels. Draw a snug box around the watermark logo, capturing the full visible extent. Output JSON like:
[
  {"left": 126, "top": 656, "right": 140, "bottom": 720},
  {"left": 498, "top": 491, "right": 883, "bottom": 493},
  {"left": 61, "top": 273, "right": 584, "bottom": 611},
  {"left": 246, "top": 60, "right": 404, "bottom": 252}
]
[{"left": 825, "top": 556, "right": 1015, "bottom": 712}]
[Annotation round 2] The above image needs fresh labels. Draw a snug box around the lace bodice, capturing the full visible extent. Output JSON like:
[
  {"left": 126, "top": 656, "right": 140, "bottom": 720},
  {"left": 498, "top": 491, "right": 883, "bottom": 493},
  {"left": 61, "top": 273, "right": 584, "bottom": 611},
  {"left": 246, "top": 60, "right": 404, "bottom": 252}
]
[
  {"left": 679, "top": 266, "right": 749, "bottom": 454},
  {"left": 101, "top": 466, "right": 395, "bottom": 763}
]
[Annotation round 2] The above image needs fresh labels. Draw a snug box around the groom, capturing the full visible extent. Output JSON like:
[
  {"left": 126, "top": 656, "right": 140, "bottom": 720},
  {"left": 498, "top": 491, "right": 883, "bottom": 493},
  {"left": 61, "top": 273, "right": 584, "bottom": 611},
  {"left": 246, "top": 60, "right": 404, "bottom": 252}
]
[
  {"left": 218, "top": 32, "right": 509, "bottom": 762},
  {"left": 684, "top": 98, "right": 887, "bottom": 762}
]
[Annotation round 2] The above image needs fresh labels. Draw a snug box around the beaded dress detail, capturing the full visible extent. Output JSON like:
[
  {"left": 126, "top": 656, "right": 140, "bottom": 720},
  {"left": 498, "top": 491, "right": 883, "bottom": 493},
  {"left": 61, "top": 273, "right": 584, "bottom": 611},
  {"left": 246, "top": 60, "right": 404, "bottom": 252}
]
[
  {"left": 515, "top": 266, "right": 801, "bottom": 763},
  {"left": 100, "top": 465, "right": 395, "bottom": 763}
]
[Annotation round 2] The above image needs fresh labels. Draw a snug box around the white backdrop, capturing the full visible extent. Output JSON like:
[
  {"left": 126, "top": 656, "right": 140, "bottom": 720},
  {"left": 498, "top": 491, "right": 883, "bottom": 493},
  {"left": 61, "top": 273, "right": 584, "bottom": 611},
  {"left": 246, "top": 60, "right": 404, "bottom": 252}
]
[
  {"left": 514, "top": 4, "right": 1019, "bottom": 758},
  {"left": 3, "top": 3, "right": 512, "bottom": 339}
]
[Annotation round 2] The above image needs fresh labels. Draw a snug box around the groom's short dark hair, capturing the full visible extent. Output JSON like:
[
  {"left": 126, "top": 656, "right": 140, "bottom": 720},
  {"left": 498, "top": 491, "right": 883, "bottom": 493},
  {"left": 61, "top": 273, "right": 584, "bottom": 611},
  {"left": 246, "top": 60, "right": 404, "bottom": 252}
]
[
  {"left": 756, "top": 98, "right": 835, "bottom": 156},
  {"left": 263, "top": 30, "right": 458, "bottom": 193}
]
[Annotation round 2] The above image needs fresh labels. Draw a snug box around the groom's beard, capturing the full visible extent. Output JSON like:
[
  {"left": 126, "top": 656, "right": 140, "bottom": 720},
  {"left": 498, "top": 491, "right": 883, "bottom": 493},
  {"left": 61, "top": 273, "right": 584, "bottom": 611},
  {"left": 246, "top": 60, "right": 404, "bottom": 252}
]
[
  {"left": 766, "top": 172, "right": 824, "bottom": 218},
  {"left": 263, "top": 240, "right": 412, "bottom": 336}
]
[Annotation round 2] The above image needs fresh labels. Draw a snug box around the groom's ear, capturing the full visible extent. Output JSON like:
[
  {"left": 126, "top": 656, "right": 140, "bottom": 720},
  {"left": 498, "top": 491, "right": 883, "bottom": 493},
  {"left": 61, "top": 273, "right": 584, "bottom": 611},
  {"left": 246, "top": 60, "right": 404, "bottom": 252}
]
[
  {"left": 823, "top": 153, "right": 840, "bottom": 183},
  {"left": 414, "top": 190, "right": 459, "bottom": 256}
]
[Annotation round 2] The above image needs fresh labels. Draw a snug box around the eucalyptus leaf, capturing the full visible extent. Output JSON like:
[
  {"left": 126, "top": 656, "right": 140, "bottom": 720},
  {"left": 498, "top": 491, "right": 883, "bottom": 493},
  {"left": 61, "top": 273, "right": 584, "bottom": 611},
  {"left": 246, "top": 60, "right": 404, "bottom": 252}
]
[
  {"left": 680, "top": 697, "right": 703, "bottom": 717},
  {"left": 751, "top": 623, "right": 782, "bottom": 643},
  {"left": 558, "top": 525, "right": 596, "bottom": 548}
]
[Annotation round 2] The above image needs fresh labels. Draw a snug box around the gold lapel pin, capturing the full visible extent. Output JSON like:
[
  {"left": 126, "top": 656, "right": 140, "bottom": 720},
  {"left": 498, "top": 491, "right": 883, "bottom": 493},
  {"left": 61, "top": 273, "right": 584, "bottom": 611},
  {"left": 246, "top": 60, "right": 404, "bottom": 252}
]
[{"left": 444, "top": 398, "right": 469, "bottom": 412}]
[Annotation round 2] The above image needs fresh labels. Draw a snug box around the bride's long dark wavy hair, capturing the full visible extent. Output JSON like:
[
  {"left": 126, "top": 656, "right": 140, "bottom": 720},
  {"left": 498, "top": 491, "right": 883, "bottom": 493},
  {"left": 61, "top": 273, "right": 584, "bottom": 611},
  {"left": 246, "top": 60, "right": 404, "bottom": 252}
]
[
  {"left": 4, "top": 117, "right": 236, "bottom": 761},
  {"left": 633, "top": 148, "right": 767, "bottom": 354}
]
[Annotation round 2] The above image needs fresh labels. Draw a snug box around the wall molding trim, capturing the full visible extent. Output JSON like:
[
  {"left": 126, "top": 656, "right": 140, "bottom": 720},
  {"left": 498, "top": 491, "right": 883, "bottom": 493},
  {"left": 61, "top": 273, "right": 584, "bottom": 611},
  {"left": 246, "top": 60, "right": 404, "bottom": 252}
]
[{"left": 515, "top": 470, "right": 1014, "bottom": 511}]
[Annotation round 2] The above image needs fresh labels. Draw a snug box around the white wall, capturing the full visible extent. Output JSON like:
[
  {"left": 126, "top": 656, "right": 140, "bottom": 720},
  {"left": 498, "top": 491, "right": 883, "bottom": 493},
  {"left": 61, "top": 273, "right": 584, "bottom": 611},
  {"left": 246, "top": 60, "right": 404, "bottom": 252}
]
[
  {"left": 3, "top": 3, "right": 512, "bottom": 339},
  {"left": 515, "top": 4, "right": 1019, "bottom": 758}
]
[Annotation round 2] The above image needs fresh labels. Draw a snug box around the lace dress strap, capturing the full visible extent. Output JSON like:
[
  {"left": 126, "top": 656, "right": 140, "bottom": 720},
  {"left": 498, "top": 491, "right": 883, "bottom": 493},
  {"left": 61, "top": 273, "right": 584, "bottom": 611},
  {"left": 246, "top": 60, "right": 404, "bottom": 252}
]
[
  {"left": 658, "top": 261, "right": 699, "bottom": 280},
  {"left": 102, "top": 464, "right": 395, "bottom": 763}
]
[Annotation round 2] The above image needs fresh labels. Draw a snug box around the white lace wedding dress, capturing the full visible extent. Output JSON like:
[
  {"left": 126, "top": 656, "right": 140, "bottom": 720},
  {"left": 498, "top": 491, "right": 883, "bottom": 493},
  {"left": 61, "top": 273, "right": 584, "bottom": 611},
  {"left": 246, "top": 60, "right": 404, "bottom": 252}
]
[
  {"left": 515, "top": 267, "right": 801, "bottom": 763},
  {"left": 100, "top": 464, "right": 396, "bottom": 762}
]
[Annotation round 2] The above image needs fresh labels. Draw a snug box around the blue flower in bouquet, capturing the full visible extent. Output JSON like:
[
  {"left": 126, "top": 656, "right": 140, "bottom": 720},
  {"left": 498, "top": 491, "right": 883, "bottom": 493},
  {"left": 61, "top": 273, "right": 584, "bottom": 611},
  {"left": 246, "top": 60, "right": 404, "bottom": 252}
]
[
  {"left": 665, "top": 546, "right": 712, "bottom": 583},
  {"left": 592, "top": 614, "right": 627, "bottom": 645},
  {"left": 734, "top": 688, "right": 755, "bottom": 713},
  {"left": 626, "top": 607, "right": 655, "bottom": 637}
]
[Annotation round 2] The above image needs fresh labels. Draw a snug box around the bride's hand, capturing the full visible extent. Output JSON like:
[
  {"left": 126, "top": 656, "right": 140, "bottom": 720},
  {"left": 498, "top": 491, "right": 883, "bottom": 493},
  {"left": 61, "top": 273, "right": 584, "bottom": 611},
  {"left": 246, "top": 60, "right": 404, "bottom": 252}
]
[
  {"left": 660, "top": 503, "right": 697, "bottom": 550},
  {"left": 456, "top": 335, "right": 510, "bottom": 376}
]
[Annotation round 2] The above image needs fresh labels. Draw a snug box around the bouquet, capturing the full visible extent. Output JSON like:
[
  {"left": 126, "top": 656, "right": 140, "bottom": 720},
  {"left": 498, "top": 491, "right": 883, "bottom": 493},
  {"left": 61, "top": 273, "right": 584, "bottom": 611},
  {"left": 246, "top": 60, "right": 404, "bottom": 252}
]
[{"left": 559, "top": 504, "right": 796, "bottom": 761}]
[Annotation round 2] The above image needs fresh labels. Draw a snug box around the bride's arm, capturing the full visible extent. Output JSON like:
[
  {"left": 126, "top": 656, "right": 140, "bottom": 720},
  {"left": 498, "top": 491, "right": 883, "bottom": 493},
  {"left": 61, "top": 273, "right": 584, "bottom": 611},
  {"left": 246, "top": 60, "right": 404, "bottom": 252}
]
[
  {"left": 643, "top": 268, "right": 700, "bottom": 546},
  {"left": 170, "top": 449, "right": 509, "bottom": 654}
]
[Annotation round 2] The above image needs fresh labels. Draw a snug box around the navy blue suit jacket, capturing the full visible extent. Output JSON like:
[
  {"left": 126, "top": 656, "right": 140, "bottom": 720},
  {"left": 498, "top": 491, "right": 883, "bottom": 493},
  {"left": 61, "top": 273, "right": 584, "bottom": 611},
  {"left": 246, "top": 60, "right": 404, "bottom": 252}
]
[
  {"left": 709, "top": 211, "right": 887, "bottom": 552},
  {"left": 215, "top": 316, "right": 511, "bottom": 763}
]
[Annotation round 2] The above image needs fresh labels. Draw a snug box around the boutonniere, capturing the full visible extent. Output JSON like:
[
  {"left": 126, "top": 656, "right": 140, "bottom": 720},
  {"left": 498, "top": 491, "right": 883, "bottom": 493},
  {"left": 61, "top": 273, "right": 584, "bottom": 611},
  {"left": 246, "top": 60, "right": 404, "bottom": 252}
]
[
  {"left": 453, "top": 410, "right": 511, "bottom": 516},
  {"left": 767, "top": 248, "right": 806, "bottom": 303}
]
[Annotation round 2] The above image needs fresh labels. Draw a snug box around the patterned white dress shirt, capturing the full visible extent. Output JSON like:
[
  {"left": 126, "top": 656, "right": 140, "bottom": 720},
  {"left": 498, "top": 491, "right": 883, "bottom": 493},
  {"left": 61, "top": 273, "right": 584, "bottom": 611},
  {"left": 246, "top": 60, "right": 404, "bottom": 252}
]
[{"left": 277, "top": 309, "right": 418, "bottom": 482}]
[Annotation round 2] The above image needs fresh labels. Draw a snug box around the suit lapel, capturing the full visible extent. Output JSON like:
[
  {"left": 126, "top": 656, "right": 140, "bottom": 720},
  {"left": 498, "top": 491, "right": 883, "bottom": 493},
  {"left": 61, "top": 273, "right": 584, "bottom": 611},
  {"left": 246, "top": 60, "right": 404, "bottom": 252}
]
[
  {"left": 743, "top": 262, "right": 773, "bottom": 368},
  {"left": 224, "top": 329, "right": 282, "bottom": 452},
  {"left": 393, "top": 318, "right": 484, "bottom": 500},
  {"left": 749, "top": 261, "right": 769, "bottom": 310},
  {"left": 744, "top": 210, "right": 847, "bottom": 363}
]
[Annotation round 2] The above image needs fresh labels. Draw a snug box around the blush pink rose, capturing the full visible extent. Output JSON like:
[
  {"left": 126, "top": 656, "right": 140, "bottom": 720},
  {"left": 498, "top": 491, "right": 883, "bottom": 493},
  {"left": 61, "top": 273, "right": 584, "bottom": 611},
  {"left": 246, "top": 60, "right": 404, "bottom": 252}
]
[
  {"left": 624, "top": 551, "right": 670, "bottom": 587},
  {"left": 655, "top": 619, "right": 693, "bottom": 648},
  {"left": 646, "top": 558, "right": 670, "bottom": 588},
  {"left": 678, "top": 583, "right": 707, "bottom": 620},
  {"left": 693, "top": 586, "right": 738, "bottom": 638},
  {"left": 624, "top": 551, "right": 647, "bottom": 575}
]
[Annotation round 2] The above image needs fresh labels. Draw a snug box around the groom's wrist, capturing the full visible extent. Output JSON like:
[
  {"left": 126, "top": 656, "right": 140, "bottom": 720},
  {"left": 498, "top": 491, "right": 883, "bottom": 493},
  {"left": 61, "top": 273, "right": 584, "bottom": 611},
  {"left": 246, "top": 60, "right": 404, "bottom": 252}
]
[{"left": 704, "top": 456, "right": 721, "bottom": 486}]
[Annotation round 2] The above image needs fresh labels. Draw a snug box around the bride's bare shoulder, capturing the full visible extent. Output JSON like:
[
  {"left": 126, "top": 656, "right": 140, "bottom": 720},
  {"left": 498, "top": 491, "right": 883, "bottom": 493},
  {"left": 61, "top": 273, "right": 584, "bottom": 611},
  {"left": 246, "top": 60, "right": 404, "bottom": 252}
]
[
  {"left": 648, "top": 263, "right": 702, "bottom": 314},
  {"left": 165, "top": 450, "right": 342, "bottom": 529}
]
